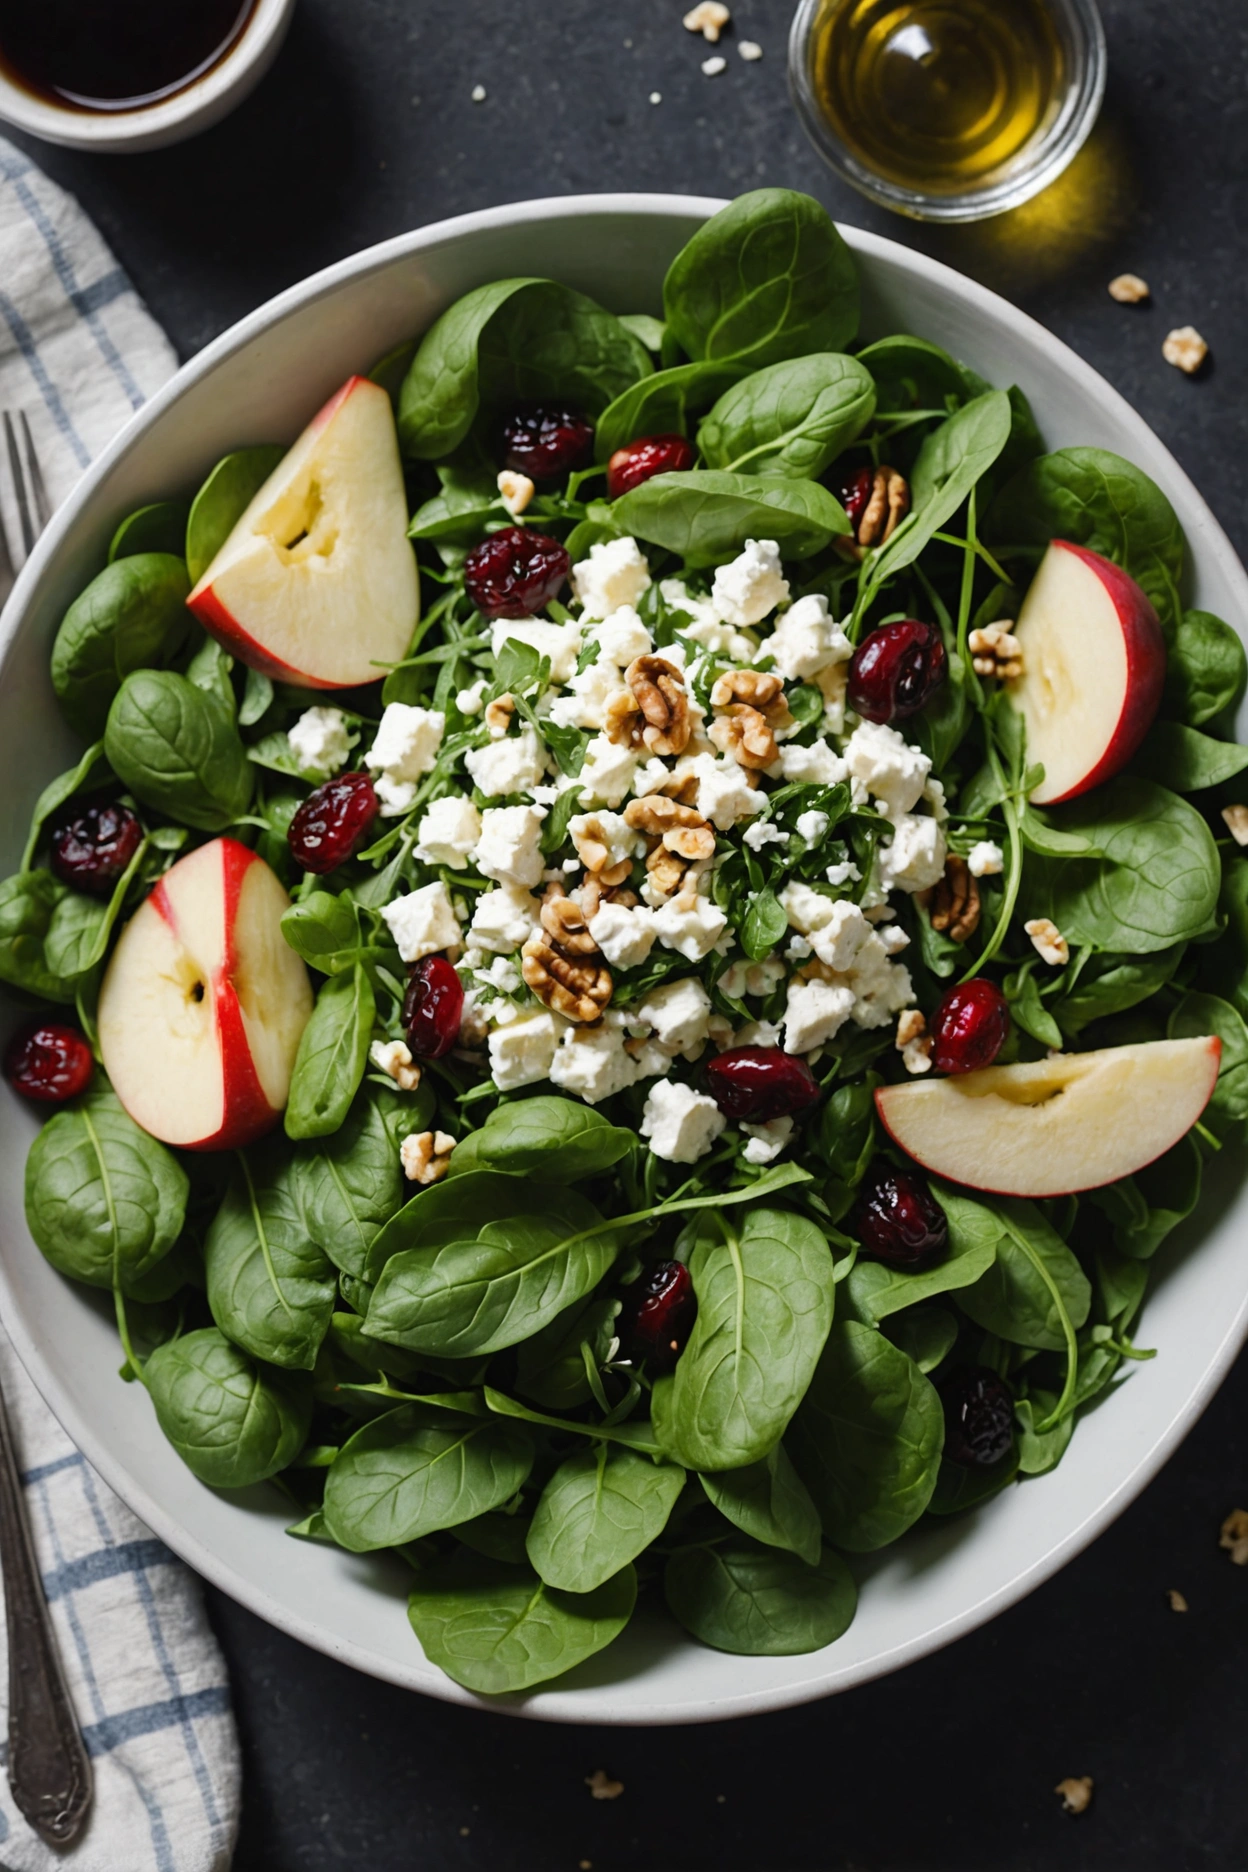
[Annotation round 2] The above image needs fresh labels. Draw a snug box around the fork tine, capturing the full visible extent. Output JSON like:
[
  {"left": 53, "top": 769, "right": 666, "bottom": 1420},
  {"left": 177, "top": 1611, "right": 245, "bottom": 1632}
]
[
  {"left": 0, "top": 487, "right": 15, "bottom": 610},
  {"left": 3, "top": 413, "right": 35, "bottom": 560},
  {"left": 18, "top": 414, "right": 50, "bottom": 535}
]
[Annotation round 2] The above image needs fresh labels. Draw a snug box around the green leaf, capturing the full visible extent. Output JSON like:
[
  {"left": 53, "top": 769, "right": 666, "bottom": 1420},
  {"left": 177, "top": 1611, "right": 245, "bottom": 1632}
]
[
  {"left": 483, "top": 1387, "right": 661, "bottom": 1456},
  {"left": 949, "top": 1191, "right": 1091, "bottom": 1350},
  {"left": 664, "top": 1539, "right": 856, "bottom": 1655},
  {"left": 322, "top": 1404, "right": 533, "bottom": 1552},
  {"left": 1163, "top": 609, "right": 1247, "bottom": 726},
  {"left": 52, "top": 554, "right": 191, "bottom": 739},
  {"left": 612, "top": 470, "right": 849, "bottom": 567},
  {"left": 1138, "top": 721, "right": 1248, "bottom": 793},
  {"left": 24, "top": 1090, "right": 188, "bottom": 1293},
  {"left": 1005, "top": 968, "right": 1063, "bottom": 1050},
  {"left": 239, "top": 667, "right": 274, "bottom": 728},
  {"left": 788, "top": 1321, "right": 943, "bottom": 1551},
  {"left": 740, "top": 886, "right": 788, "bottom": 962},
  {"left": 1087, "top": 1134, "right": 1203, "bottom": 1261},
  {"left": 525, "top": 1445, "right": 685, "bottom": 1592},
  {"left": 928, "top": 1445, "right": 1019, "bottom": 1515},
  {"left": 594, "top": 359, "right": 738, "bottom": 460},
  {"left": 105, "top": 670, "right": 253, "bottom": 831},
  {"left": 514, "top": 1293, "right": 622, "bottom": 1411},
  {"left": 108, "top": 501, "right": 190, "bottom": 564},
  {"left": 407, "top": 1552, "right": 636, "bottom": 1695},
  {"left": 1052, "top": 947, "right": 1183, "bottom": 1036},
  {"left": 0, "top": 869, "right": 75, "bottom": 1003},
  {"left": 1168, "top": 990, "right": 1248, "bottom": 1133},
  {"left": 869, "top": 392, "right": 1013, "bottom": 587},
  {"left": 1014, "top": 1393, "right": 1075, "bottom": 1476},
  {"left": 284, "top": 964, "right": 375, "bottom": 1141},
  {"left": 845, "top": 1204, "right": 998, "bottom": 1322},
  {"left": 697, "top": 353, "right": 875, "bottom": 479},
  {"left": 280, "top": 891, "right": 367, "bottom": 976},
  {"left": 203, "top": 1148, "right": 337, "bottom": 1370},
  {"left": 651, "top": 1206, "right": 836, "bottom": 1471},
  {"left": 445, "top": 1095, "right": 634, "bottom": 1183},
  {"left": 20, "top": 741, "right": 110, "bottom": 873},
  {"left": 882, "top": 1305, "right": 958, "bottom": 1374},
  {"left": 186, "top": 446, "right": 284, "bottom": 585},
  {"left": 856, "top": 333, "right": 970, "bottom": 411},
  {"left": 700, "top": 1443, "right": 822, "bottom": 1564},
  {"left": 145, "top": 1328, "right": 311, "bottom": 1488},
  {"left": 295, "top": 1089, "right": 415, "bottom": 1281}
]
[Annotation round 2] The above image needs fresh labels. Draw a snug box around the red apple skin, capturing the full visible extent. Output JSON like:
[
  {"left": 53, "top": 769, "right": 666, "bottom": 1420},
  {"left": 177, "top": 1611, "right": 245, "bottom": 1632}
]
[
  {"left": 148, "top": 838, "right": 279, "bottom": 1152},
  {"left": 188, "top": 581, "right": 334, "bottom": 689},
  {"left": 1035, "top": 540, "right": 1166, "bottom": 805}
]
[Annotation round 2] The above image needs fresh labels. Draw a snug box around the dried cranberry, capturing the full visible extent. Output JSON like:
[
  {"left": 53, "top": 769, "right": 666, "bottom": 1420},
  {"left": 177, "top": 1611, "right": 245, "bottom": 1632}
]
[
  {"left": 848, "top": 619, "right": 947, "bottom": 724},
  {"left": 852, "top": 1160, "right": 947, "bottom": 1269},
  {"left": 607, "top": 433, "right": 697, "bottom": 500},
  {"left": 838, "top": 465, "right": 875, "bottom": 531},
  {"left": 940, "top": 1366, "right": 1015, "bottom": 1467},
  {"left": 500, "top": 407, "right": 594, "bottom": 482},
  {"left": 50, "top": 802, "right": 143, "bottom": 896},
  {"left": 402, "top": 955, "right": 464, "bottom": 1059},
  {"left": 287, "top": 772, "right": 378, "bottom": 874},
  {"left": 5, "top": 1022, "right": 94, "bottom": 1103},
  {"left": 463, "top": 526, "right": 570, "bottom": 621},
  {"left": 619, "top": 1261, "right": 697, "bottom": 1373},
  {"left": 930, "top": 977, "right": 1010, "bottom": 1075},
  {"left": 705, "top": 1047, "right": 820, "bottom": 1124}
]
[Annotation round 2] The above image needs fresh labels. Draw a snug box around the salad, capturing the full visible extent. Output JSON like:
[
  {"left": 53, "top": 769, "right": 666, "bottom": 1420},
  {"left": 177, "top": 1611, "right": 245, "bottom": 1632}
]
[{"left": 5, "top": 188, "right": 1245, "bottom": 1699}]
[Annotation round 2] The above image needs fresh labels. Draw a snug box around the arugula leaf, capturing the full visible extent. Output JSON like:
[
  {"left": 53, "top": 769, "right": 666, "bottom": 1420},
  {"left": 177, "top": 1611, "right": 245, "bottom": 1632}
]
[
  {"left": 868, "top": 392, "right": 1012, "bottom": 587},
  {"left": 664, "top": 1539, "right": 856, "bottom": 1655},
  {"left": 322, "top": 1404, "right": 533, "bottom": 1551},
  {"left": 525, "top": 1446, "right": 685, "bottom": 1593},
  {"left": 146, "top": 1328, "right": 311, "bottom": 1488}
]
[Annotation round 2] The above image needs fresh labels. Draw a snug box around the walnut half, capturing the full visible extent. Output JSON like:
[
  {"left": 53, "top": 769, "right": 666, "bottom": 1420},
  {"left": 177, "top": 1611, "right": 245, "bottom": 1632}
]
[
  {"left": 917, "top": 855, "right": 980, "bottom": 944},
  {"left": 604, "top": 655, "right": 692, "bottom": 757},
  {"left": 522, "top": 896, "right": 612, "bottom": 1021}
]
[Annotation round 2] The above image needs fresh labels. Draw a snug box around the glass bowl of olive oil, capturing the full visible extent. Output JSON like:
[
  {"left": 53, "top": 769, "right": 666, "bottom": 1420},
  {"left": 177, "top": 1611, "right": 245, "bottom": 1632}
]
[{"left": 789, "top": 0, "right": 1106, "bottom": 221}]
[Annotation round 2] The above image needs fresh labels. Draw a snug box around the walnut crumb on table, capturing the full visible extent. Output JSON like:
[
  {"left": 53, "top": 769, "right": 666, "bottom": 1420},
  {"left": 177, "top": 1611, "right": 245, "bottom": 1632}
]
[
  {"left": 1167, "top": 1588, "right": 1189, "bottom": 1612},
  {"left": 1108, "top": 272, "right": 1151, "bottom": 303},
  {"left": 739, "top": 39, "right": 763, "bottom": 59},
  {"left": 684, "top": 1, "right": 730, "bottom": 39},
  {"left": 1163, "top": 325, "right": 1209, "bottom": 373},
  {"left": 701, "top": 54, "right": 727, "bottom": 74},
  {"left": 585, "top": 1770, "right": 624, "bottom": 1800},
  {"left": 1055, "top": 1776, "right": 1094, "bottom": 1815},
  {"left": 1220, "top": 1508, "right": 1248, "bottom": 1564}
]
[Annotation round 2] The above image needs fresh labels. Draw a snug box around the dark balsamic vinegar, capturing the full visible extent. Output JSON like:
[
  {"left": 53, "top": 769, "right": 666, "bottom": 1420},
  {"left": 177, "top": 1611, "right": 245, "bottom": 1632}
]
[{"left": 0, "top": 0, "right": 257, "bottom": 112}]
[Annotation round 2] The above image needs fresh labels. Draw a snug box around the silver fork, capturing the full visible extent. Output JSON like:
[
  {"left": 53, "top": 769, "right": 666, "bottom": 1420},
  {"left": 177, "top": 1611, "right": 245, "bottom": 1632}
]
[
  {"left": 0, "top": 411, "right": 91, "bottom": 1845},
  {"left": 0, "top": 411, "right": 52, "bottom": 609}
]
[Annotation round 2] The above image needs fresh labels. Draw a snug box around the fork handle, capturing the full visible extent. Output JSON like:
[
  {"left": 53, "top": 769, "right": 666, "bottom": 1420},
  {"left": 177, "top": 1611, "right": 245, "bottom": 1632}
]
[{"left": 0, "top": 1381, "right": 91, "bottom": 1845}]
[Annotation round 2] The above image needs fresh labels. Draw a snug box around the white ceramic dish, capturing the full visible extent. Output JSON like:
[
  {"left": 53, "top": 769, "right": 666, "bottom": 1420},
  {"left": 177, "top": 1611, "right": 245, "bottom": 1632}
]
[
  {"left": 0, "top": 0, "right": 296, "bottom": 153},
  {"left": 1, "top": 195, "right": 1246, "bottom": 1725}
]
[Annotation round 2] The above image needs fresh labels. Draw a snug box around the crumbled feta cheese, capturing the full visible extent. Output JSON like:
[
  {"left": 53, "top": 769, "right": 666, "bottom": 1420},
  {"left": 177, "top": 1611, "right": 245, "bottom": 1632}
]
[
  {"left": 456, "top": 678, "right": 488, "bottom": 716},
  {"left": 550, "top": 1023, "right": 640, "bottom": 1104},
  {"left": 490, "top": 617, "right": 582, "bottom": 684},
  {"left": 779, "top": 884, "right": 871, "bottom": 971},
  {"left": 878, "top": 814, "right": 947, "bottom": 894},
  {"left": 473, "top": 804, "right": 547, "bottom": 888},
  {"left": 711, "top": 538, "right": 789, "bottom": 627},
  {"left": 691, "top": 752, "right": 769, "bottom": 830},
  {"left": 593, "top": 605, "right": 653, "bottom": 667},
  {"left": 370, "top": 1038, "right": 421, "bottom": 1090},
  {"left": 489, "top": 1009, "right": 564, "bottom": 1090},
  {"left": 652, "top": 894, "right": 729, "bottom": 962},
  {"left": 659, "top": 577, "right": 718, "bottom": 634},
  {"left": 464, "top": 726, "right": 548, "bottom": 798},
  {"left": 631, "top": 756, "right": 673, "bottom": 797},
  {"left": 367, "top": 704, "right": 445, "bottom": 782},
  {"left": 588, "top": 902, "right": 657, "bottom": 969},
  {"left": 843, "top": 720, "right": 931, "bottom": 822},
  {"left": 469, "top": 883, "right": 541, "bottom": 953},
  {"left": 778, "top": 738, "right": 847, "bottom": 787},
  {"left": 571, "top": 537, "right": 652, "bottom": 619},
  {"left": 287, "top": 706, "right": 350, "bottom": 777},
  {"left": 475, "top": 955, "right": 521, "bottom": 994},
  {"left": 570, "top": 810, "right": 643, "bottom": 872},
  {"left": 743, "top": 818, "right": 787, "bottom": 853},
  {"left": 795, "top": 808, "right": 830, "bottom": 846},
  {"left": 741, "top": 1115, "right": 794, "bottom": 1164},
  {"left": 720, "top": 956, "right": 786, "bottom": 998},
  {"left": 735, "top": 1018, "right": 782, "bottom": 1049},
  {"left": 766, "top": 594, "right": 852, "bottom": 681},
  {"left": 968, "top": 840, "right": 1005, "bottom": 877},
  {"left": 634, "top": 977, "right": 713, "bottom": 1056},
  {"left": 824, "top": 857, "right": 861, "bottom": 888},
  {"left": 924, "top": 775, "right": 949, "bottom": 824},
  {"left": 414, "top": 795, "right": 482, "bottom": 868},
  {"left": 382, "top": 881, "right": 461, "bottom": 963},
  {"left": 784, "top": 978, "right": 855, "bottom": 1053},
  {"left": 785, "top": 935, "right": 813, "bottom": 961},
  {"left": 548, "top": 659, "right": 623, "bottom": 731},
  {"left": 844, "top": 932, "right": 914, "bottom": 1029},
  {"left": 879, "top": 922, "right": 910, "bottom": 955},
  {"left": 574, "top": 735, "right": 637, "bottom": 808},
  {"left": 815, "top": 660, "right": 849, "bottom": 736},
  {"left": 640, "top": 1080, "right": 725, "bottom": 1163}
]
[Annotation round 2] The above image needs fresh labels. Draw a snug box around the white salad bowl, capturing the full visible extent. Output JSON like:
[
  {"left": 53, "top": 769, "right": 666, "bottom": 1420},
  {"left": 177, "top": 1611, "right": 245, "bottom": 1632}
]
[{"left": 1, "top": 195, "right": 1246, "bottom": 1725}]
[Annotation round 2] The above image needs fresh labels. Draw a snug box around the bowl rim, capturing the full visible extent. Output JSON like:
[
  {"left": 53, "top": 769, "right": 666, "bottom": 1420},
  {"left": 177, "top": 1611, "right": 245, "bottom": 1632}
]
[{"left": 2, "top": 191, "right": 1247, "bottom": 1723}]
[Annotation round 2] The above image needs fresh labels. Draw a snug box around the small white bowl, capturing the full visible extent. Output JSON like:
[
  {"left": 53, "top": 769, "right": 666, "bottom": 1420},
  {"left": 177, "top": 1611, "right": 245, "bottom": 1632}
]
[
  {"left": 0, "top": 0, "right": 296, "bottom": 153},
  {"left": 1, "top": 196, "right": 1247, "bottom": 1724}
]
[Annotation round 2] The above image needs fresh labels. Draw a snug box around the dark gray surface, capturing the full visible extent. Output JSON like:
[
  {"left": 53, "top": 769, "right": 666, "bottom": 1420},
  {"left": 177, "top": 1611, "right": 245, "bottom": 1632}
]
[{"left": 7, "top": 2, "right": 1248, "bottom": 1866}]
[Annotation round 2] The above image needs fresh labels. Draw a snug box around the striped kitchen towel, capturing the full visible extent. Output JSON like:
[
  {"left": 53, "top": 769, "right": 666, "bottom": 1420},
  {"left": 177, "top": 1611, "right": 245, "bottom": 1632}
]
[{"left": 0, "top": 136, "right": 240, "bottom": 1872}]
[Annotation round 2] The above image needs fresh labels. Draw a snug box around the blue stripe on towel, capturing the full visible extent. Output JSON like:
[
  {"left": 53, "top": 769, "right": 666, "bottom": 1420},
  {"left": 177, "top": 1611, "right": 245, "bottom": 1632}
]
[
  {"left": 82, "top": 1686, "right": 233, "bottom": 1759},
  {"left": 42, "top": 1536, "right": 174, "bottom": 1603},
  {"left": 0, "top": 291, "right": 91, "bottom": 466}
]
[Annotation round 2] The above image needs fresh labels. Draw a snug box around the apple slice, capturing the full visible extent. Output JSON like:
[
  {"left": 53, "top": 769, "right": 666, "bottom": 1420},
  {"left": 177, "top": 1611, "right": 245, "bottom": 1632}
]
[
  {"left": 875, "top": 1037, "right": 1219, "bottom": 1198},
  {"left": 187, "top": 375, "right": 419, "bottom": 689},
  {"left": 1008, "top": 539, "right": 1165, "bottom": 806},
  {"left": 98, "top": 838, "right": 313, "bottom": 1151}
]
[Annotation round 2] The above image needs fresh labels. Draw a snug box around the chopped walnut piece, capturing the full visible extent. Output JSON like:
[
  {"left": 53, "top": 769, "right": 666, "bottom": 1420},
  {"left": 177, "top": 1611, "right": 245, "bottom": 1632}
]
[
  {"left": 580, "top": 876, "right": 636, "bottom": 921},
  {"left": 1163, "top": 326, "right": 1208, "bottom": 374},
  {"left": 497, "top": 470, "right": 534, "bottom": 516},
  {"left": 370, "top": 1038, "right": 422, "bottom": 1091},
  {"left": 585, "top": 1769, "right": 625, "bottom": 1801},
  {"left": 484, "top": 692, "right": 516, "bottom": 739},
  {"left": 1108, "top": 272, "right": 1150, "bottom": 304},
  {"left": 896, "top": 1009, "right": 927, "bottom": 1049},
  {"left": 896, "top": 1009, "right": 932, "bottom": 1074},
  {"left": 708, "top": 703, "right": 778, "bottom": 770},
  {"left": 625, "top": 795, "right": 717, "bottom": 863},
  {"left": 968, "top": 621, "right": 1024, "bottom": 679},
  {"left": 857, "top": 464, "right": 910, "bottom": 549},
  {"left": 1025, "top": 917, "right": 1069, "bottom": 966},
  {"left": 682, "top": 0, "right": 729, "bottom": 40},
  {"left": 645, "top": 843, "right": 691, "bottom": 898},
  {"left": 523, "top": 899, "right": 612, "bottom": 1021},
  {"left": 540, "top": 893, "right": 602, "bottom": 956},
  {"left": 624, "top": 654, "right": 692, "bottom": 756},
  {"left": 1055, "top": 1777, "right": 1093, "bottom": 1816},
  {"left": 400, "top": 1129, "right": 456, "bottom": 1185},
  {"left": 1221, "top": 805, "right": 1248, "bottom": 847},
  {"left": 917, "top": 856, "right": 980, "bottom": 944},
  {"left": 570, "top": 814, "right": 635, "bottom": 887},
  {"left": 709, "top": 668, "right": 786, "bottom": 713},
  {"left": 1167, "top": 1588, "right": 1189, "bottom": 1612},
  {"left": 1219, "top": 1508, "right": 1248, "bottom": 1565}
]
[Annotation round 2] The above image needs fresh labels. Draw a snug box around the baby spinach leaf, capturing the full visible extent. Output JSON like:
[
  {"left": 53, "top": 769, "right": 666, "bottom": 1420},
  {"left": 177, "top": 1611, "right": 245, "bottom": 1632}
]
[
  {"left": 1140, "top": 721, "right": 1248, "bottom": 793},
  {"left": 855, "top": 334, "right": 970, "bottom": 411},
  {"left": 664, "top": 1538, "right": 856, "bottom": 1655},
  {"left": 42, "top": 831, "right": 149, "bottom": 984},
  {"left": 145, "top": 1328, "right": 312, "bottom": 1489},
  {"left": 869, "top": 391, "right": 1012, "bottom": 586},
  {"left": 740, "top": 886, "right": 788, "bottom": 961},
  {"left": 399, "top": 279, "right": 651, "bottom": 460},
  {"left": 612, "top": 470, "right": 848, "bottom": 567},
  {"left": 24, "top": 1089, "right": 188, "bottom": 1293},
  {"left": 456, "top": 1509, "right": 532, "bottom": 1566},
  {"left": 322, "top": 1403, "right": 533, "bottom": 1552},
  {"left": 185, "top": 635, "right": 235, "bottom": 710},
  {"left": 280, "top": 891, "right": 369, "bottom": 976},
  {"left": 407, "top": 1552, "right": 636, "bottom": 1695},
  {"left": 105, "top": 670, "right": 253, "bottom": 831},
  {"left": 446, "top": 1096, "right": 634, "bottom": 1183},
  {"left": 204, "top": 1148, "right": 337, "bottom": 1370},
  {"left": 1163, "top": 609, "right": 1247, "bottom": 727},
  {"left": 845, "top": 1210, "right": 998, "bottom": 1322},
  {"left": 699, "top": 1443, "right": 822, "bottom": 1565},
  {"left": 185, "top": 446, "right": 284, "bottom": 584},
  {"left": 284, "top": 963, "right": 375, "bottom": 1141},
  {"left": 950, "top": 1191, "right": 1091, "bottom": 1351},
  {"left": 19, "top": 741, "right": 110, "bottom": 873},
  {"left": 664, "top": 189, "right": 859, "bottom": 369},
  {"left": 1020, "top": 777, "right": 1221, "bottom": 953},
  {"left": 1005, "top": 967, "right": 1063, "bottom": 1050},
  {"left": 1014, "top": 1393, "right": 1075, "bottom": 1476},
  {"left": 0, "top": 869, "right": 75, "bottom": 1002},
  {"left": 108, "top": 500, "right": 190, "bottom": 564},
  {"left": 1052, "top": 947, "right": 1183, "bottom": 1036},
  {"left": 514, "top": 1293, "right": 621, "bottom": 1411},
  {"left": 651, "top": 1206, "right": 836, "bottom": 1472},
  {"left": 1087, "top": 1134, "right": 1204, "bottom": 1261},
  {"left": 788, "top": 1321, "right": 943, "bottom": 1551},
  {"left": 882, "top": 1305, "right": 958, "bottom": 1374},
  {"left": 928, "top": 1444, "right": 1018, "bottom": 1515},
  {"left": 697, "top": 353, "right": 875, "bottom": 480},
  {"left": 484, "top": 1386, "right": 661, "bottom": 1456},
  {"left": 52, "top": 554, "right": 192, "bottom": 739},
  {"left": 1168, "top": 990, "right": 1248, "bottom": 1133},
  {"left": 594, "top": 359, "right": 738, "bottom": 459},
  {"left": 525, "top": 1445, "right": 685, "bottom": 1593},
  {"left": 239, "top": 667, "right": 274, "bottom": 728},
  {"left": 295, "top": 1090, "right": 415, "bottom": 1281}
]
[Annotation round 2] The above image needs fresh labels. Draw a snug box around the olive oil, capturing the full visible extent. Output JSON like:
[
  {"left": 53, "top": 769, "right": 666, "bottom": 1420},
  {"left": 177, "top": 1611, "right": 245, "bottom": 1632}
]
[{"left": 809, "top": 0, "right": 1065, "bottom": 197}]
